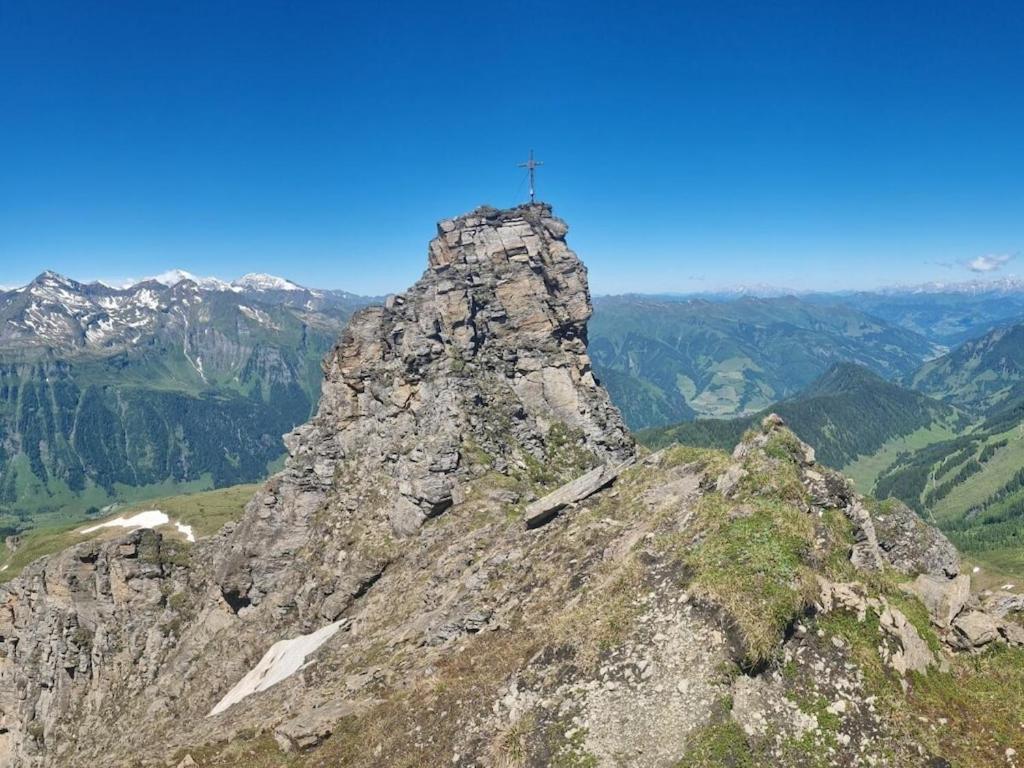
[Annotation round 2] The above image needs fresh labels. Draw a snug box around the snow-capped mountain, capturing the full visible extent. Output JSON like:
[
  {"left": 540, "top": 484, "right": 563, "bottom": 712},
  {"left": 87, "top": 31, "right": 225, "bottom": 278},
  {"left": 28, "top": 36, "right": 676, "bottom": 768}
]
[
  {"left": 0, "top": 271, "right": 374, "bottom": 354},
  {"left": 876, "top": 276, "right": 1024, "bottom": 296},
  {"left": 0, "top": 271, "right": 377, "bottom": 515},
  {"left": 232, "top": 272, "right": 304, "bottom": 292},
  {"left": 147, "top": 269, "right": 235, "bottom": 292}
]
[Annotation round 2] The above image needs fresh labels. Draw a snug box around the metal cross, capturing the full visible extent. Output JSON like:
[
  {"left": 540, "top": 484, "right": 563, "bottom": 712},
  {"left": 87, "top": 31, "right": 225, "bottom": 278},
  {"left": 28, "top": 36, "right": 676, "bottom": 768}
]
[{"left": 518, "top": 149, "right": 544, "bottom": 204}]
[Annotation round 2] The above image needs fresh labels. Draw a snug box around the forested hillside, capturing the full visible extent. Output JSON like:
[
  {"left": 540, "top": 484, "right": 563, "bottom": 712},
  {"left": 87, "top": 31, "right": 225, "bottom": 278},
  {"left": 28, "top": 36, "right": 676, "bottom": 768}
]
[
  {"left": 910, "top": 321, "right": 1024, "bottom": 412},
  {"left": 637, "top": 363, "right": 962, "bottom": 470},
  {"left": 0, "top": 272, "right": 371, "bottom": 530},
  {"left": 589, "top": 295, "right": 937, "bottom": 429}
]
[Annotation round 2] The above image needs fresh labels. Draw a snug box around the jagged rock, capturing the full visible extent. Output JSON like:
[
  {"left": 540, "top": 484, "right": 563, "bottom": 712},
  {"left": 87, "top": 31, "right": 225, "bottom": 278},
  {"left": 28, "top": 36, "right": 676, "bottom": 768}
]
[
  {"left": 868, "top": 499, "right": 960, "bottom": 578},
  {"left": 951, "top": 611, "right": 1000, "bottom": 649},
  {"left": 846, "top": 500, "right": 885, "bottom": 571},
  {"left": 216, "top": 203, "right": 635, "bottom": 608},
  {"left": 273, "top": 699, "right": 370, "bottom": 752},
  {"left": 904, "top": 574, "right": 971, "bottom": 629},
  {"left": 879, "top": 602, "right": 936, "bottom": 674},
  {"left": 523, "top": 460, "right": 632, "bottom": 528}
]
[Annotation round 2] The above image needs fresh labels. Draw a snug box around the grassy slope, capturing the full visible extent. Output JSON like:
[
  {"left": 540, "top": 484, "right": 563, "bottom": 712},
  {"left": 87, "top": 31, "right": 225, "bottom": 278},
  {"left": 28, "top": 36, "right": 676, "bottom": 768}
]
[
  {"left": 589, "top": 296, "right": 934, "bottom": 429},
  {"left": 931, "top": 428, "right": 1024, "bottom": 522},
  {"left": 0, "top": 482, "right": 257, "bottom": 583},
  {"left": 842, "top": 423, "right": 957, "bottom": 492}
]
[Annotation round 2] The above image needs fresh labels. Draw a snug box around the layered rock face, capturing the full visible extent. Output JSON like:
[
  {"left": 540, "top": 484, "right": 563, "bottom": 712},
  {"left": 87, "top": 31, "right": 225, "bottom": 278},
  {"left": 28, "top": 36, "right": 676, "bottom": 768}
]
[
  {"left": 215, "top": 203, "right": 633, "bottom": 615},
  {"left": 0, "top": 204, "right": 636, "bottom": 766}
]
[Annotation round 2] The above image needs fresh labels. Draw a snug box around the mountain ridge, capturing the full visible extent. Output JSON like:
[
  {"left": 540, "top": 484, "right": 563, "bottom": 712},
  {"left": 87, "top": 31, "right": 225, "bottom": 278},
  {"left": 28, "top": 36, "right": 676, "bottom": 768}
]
[
  {"left": 0, "top": 205, "right": 1019, "bottom": 767},
  {"left": 0, "top": 271, "right": 375, "bottom": 525},
  {"left": 637, "top": 362, "right": 963, "bottom": 470}
]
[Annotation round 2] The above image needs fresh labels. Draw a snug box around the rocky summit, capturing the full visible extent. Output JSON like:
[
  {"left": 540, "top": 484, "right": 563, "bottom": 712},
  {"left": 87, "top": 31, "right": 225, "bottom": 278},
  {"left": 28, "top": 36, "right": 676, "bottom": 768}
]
[{"left": 0, "top": 205, "right": 1021, "bottom": 768}]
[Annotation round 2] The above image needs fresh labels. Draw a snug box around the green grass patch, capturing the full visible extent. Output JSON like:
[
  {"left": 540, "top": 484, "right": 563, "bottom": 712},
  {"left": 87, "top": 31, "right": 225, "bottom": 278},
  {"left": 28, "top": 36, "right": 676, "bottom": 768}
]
[
  {"left": 675, "top": 719, "right": 756, "bottom": 768},
  {"left": 932, "top": 428, "right": 1024, "bottom": 523},
  {"left": 842, "top": 423, "right": 956, "bottom": 493},
  {"left": 685, "top": 493, "right": 818, "bottom": 664},
  {"left": 0, "top": 483, "right": 257, "bottom": 582}
]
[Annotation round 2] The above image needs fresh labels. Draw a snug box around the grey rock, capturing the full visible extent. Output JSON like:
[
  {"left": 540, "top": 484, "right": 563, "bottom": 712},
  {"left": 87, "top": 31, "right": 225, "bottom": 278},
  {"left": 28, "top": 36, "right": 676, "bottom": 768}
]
[
  {"left": 524, "top": 460, "right": 632, "bottom": 528},
  {"left": 904, "top": 574, "right": 971, "bottom": 629},
  {"left": 869, "top": 499, "right": 960, "bottom": 578},
  {"left": 879, "top": 603, "right": 935, "bottom": 674},
  {"left": 273, "top": 699, "right": 370, "bottom": 752},
  {"left": 952, "top": 611, "right": 1000, "bottom": 649},
  {"left": 999, "top": 620, "right": 1024, "bottom": 647}
]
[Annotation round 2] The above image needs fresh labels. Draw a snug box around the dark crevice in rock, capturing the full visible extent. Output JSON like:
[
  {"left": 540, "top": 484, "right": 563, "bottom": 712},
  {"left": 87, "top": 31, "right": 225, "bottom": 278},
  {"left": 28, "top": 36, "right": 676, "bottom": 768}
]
[{"left": 221, "top": 587, "right": 252, "bottom": 615}]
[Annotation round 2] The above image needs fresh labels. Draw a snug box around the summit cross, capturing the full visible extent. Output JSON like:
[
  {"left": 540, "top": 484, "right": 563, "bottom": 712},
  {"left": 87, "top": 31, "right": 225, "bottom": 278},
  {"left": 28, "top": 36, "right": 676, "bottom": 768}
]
[{"left": 518, "top": 149, "right": 544, "bottom": 204}]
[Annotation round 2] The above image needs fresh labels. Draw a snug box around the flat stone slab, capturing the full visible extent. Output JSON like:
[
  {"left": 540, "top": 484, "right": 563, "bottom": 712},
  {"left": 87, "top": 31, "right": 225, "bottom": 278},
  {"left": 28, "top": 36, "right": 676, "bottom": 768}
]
[{"left": 524, "top": 459, "right": 634, "bottom": 528}]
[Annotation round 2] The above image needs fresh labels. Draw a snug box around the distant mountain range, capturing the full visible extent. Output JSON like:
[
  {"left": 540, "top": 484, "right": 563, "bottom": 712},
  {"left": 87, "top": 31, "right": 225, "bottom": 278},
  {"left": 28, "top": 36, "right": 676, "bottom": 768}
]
[
  {"left": 0, "top": 270, "right": 375, "bottom": 529},
  {"left": 588, "top": 295, "right": 938, "bottom": 429},
  {"left": 7, "top": 264, "right": 1024, "bottom": 552}
]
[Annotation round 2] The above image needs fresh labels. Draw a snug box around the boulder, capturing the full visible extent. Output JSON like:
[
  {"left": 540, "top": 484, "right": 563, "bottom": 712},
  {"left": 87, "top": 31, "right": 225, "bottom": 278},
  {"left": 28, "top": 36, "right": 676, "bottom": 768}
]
[
  {"left": 524, "top": 460, "right": 633, "bottom": 528},
  {"left": 273, "top": 699, "right": 371, "bottom": 752},
  {"left": 869, "top": 499, "right": 960, "bottom": 578},
  {"left": 904, "top": 574, "right": 970, "bottom": 629},
  {"left": 999, "top": 620, "right": 1024, "bottom": 647},
  {"left": 879, "top": 603, "right": 935, "bottom": 674},
  {"left": 952, "top": 611, "right": 1000, "bottom": 649}
]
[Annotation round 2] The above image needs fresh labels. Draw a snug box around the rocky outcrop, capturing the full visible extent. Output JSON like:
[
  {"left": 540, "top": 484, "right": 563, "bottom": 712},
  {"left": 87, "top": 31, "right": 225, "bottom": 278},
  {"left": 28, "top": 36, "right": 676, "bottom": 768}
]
[
  {"left": 869, "top": 498, "right": 961, "bottom": 578},
  {"left": 215, "top": 204, "right": 633, "bottom": 616},
  {"left": 0, "top": 209, "right": 1019, "bottom": 768},
  {"left": 0, "top": 204, "right": 636, "bottom": 767},
  {"left": 905, "top": 573, "right": 971, "bottom": 629}
]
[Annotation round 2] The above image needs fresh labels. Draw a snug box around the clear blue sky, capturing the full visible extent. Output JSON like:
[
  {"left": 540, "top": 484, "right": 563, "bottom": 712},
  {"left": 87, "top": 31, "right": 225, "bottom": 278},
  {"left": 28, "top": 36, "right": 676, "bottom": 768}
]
[{"left": 2, "top": 1, "right": 1023, "bottom": 295}]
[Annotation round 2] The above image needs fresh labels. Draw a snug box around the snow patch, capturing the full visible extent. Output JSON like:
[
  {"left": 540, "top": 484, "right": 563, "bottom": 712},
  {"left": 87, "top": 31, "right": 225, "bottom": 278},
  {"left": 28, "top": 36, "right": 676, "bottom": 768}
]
[
  {"left": 132, "top": 288, "right": 161, "bottom": 310},
  {"left": 208, "top": 620, "right": 346, "bottom": 716},
  {"left": 233, "top": 272, "right": 304, "bottom": 292},
  {"left": 174, "top": 521, "right": 196, "bottom": 542},
  {"left": 148, "top": 269, "right": 236, "bottom": 292},
  {"left": 80, "top": 510, "right": 196, "bottom": 542},
  {"left": 237, "top": 305, "right": 277, "bottom": 328}
]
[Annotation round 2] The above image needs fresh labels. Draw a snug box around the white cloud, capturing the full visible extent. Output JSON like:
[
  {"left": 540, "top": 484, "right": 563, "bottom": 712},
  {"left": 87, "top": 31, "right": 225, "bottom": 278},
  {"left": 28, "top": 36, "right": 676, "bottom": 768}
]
[{"left": 965, "top": 253, "right": 1014, "bottom": 273}]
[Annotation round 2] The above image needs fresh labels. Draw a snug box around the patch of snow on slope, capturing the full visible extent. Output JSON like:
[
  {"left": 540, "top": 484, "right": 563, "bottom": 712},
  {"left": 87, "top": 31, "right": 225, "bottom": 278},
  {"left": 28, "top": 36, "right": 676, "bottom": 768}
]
[
  {"left": 208, "top": 620, "right": 346, "bottom": 716},
  {"left": 80, "top": 510, "right": 197, "bottom": 542},
  {"left": 174, "top": 521, "right": 196, "bottom": 542},
  {"left": 132, "top": 288, "right": 162, "bottom": 310}
]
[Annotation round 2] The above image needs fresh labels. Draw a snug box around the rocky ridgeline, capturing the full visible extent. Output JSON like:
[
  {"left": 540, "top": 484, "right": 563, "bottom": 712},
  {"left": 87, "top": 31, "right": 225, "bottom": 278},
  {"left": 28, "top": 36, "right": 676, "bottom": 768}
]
[
  {"left": 0, "top": 204, "right": 636, "bottom": 765},
  {"left": 215, "top": 203, "right": 633, "bottom": 617},
  {"left": 0, "top": 206, "right": 1019, "bottom": 767}
]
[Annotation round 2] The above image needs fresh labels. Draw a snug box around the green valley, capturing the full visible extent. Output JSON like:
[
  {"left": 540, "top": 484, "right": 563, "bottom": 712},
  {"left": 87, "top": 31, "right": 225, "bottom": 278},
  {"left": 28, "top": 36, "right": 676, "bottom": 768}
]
[
  {"left": 589, "top": 295, "right": 937, "bottom": 429},
  {"left": 637, "top": 363, "right": 963, "bottom": 473},
  {"left": 0, "top": 272, "right": 372, "bottom": 531}
]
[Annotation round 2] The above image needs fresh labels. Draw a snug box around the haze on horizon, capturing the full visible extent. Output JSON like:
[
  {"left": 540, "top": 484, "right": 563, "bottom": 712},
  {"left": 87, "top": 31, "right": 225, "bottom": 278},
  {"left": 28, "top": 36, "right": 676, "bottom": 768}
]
[{"left": 2, "top": 1, "right": 1023, "bottom": 296}]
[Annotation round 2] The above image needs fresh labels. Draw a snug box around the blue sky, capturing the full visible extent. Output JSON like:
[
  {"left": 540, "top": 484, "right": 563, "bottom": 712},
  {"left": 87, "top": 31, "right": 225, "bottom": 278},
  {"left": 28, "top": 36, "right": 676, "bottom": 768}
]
[{"left": 2, "top": 1, "right": 1023, "bottom": 295}]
